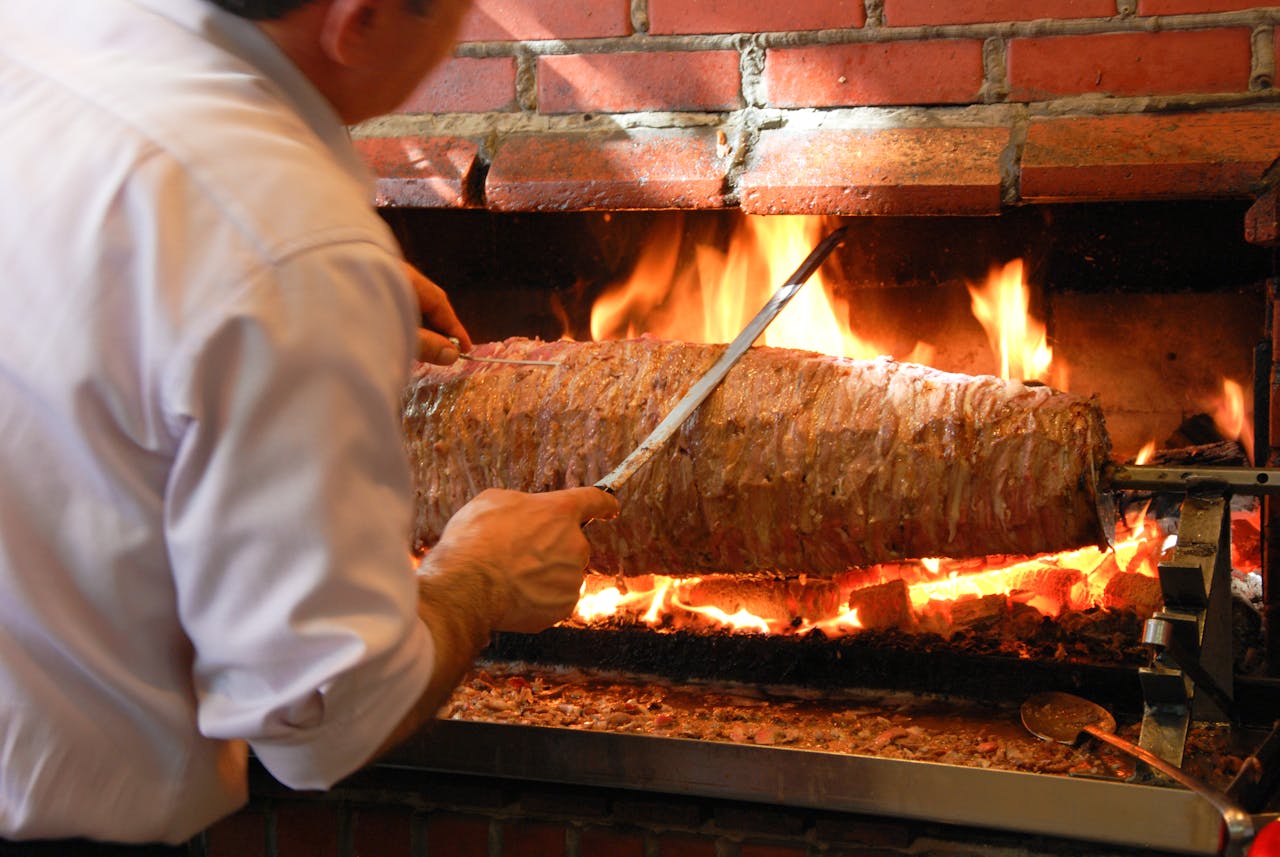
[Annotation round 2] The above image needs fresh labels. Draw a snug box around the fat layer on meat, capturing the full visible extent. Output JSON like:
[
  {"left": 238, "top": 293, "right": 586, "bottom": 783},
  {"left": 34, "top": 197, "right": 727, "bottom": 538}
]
[{"left": 402, "top": 337, "right": 1112, "bottom": 576}]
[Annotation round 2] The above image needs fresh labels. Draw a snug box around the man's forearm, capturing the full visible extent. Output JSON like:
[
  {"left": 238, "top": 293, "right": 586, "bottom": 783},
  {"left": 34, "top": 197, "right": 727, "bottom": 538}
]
[{"left": 366, "top": 557, "right": 497, "bottom": 760}]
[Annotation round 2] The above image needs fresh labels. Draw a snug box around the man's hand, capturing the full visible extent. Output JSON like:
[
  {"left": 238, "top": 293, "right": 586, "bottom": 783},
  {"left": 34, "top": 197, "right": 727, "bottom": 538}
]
[
  {"left": 404, "top": 261, "right": 471, "bottom": 365},
  {"left": 424, "top": 487, "right": 620, "bottom": 633}
]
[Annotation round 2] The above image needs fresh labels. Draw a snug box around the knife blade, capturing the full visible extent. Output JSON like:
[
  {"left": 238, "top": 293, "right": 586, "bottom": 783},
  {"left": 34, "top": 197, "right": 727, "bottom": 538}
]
[{"left": 594, "top": 225, "right": 849, "bottom": 495}]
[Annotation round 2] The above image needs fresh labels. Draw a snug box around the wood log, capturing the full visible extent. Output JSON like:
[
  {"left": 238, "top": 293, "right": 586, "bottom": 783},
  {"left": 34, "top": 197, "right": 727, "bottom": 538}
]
[
  {"left": 1102, "top": 572, "right": 1163, "bottom": 617},
  {"left": 677, "top": 576, "right": 842, "bottom": 624},
  {"left": 846, "top": 579, "right": 912, "bottom": 631},
  {"left": 403, "top": 338, "right": 1112, "bottom": 577}
]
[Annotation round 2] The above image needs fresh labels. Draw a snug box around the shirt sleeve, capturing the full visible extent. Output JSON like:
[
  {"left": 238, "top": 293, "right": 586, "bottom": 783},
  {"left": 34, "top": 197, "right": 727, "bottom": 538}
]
[{"left": 163, "top": 238, "right": 434, "bottom": 790}]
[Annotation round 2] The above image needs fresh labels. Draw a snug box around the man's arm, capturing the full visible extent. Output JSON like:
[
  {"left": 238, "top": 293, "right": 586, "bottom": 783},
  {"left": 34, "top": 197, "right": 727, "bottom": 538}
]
[{"left": 367, "top": 486, "right": 618, "bottom": 760}]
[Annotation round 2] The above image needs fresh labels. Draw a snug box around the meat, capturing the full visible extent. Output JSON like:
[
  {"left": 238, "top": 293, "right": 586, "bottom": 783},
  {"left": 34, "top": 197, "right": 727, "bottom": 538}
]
[{"left": 402, "top": 337, "right": 1112, "bottom": 576}]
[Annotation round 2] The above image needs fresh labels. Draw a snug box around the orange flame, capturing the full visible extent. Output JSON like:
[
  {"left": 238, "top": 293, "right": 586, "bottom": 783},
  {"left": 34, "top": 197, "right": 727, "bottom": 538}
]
[
  {"left": 569, "top": 522, "right": 1177, "bottom": 638},
  {"left": 967, "top": 259, "right": 1065, "bottom": 388},
  {"left": 567, "top": 218, "right": 1214, "bottom": 641},
  {"left": 1211, "top": 378, "right": 1254, "bottom": 461},
  {"left": 590, "top": 214, "right": 932, "bottom": 361}
]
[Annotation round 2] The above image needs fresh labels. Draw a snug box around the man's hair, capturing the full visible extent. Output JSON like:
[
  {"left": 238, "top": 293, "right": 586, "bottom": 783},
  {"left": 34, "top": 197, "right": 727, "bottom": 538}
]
[{"left": 208, "top": 0, "right": 431, "bottom": 19}]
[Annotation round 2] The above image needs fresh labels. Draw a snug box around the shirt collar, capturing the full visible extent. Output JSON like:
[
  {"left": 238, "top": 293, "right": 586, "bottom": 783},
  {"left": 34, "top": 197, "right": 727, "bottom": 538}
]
[{"left": 125, "top": 0, "right": 372, "bottom": 188}]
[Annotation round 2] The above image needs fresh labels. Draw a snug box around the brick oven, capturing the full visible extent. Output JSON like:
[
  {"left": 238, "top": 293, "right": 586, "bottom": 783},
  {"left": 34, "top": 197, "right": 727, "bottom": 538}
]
[{"left": 198, "top": 1, "right": 1280, "bottom": 855}]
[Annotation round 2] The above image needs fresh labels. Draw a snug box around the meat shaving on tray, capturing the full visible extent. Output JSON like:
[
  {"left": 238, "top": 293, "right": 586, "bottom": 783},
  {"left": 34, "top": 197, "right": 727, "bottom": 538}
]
[{"left": 442, "top": 661, "right": 1247, "bottom": 790}]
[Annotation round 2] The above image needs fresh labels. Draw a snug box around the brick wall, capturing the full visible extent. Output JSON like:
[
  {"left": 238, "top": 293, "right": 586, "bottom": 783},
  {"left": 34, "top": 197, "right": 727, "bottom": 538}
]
[{"left": 353, "top": 0, "right": 1280, "bottom": 212}]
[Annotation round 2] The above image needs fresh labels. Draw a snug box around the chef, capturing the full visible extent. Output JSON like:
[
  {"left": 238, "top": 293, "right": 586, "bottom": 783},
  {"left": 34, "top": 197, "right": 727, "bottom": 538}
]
[{"left": 0, "top": 0, "right": 618, "bottom": 853}]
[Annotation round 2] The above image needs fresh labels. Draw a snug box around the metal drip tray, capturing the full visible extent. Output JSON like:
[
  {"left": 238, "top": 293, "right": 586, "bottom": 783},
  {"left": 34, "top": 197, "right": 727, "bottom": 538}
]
[{"left": 386, "top": 719, "right": 1227, "bottom": 855}]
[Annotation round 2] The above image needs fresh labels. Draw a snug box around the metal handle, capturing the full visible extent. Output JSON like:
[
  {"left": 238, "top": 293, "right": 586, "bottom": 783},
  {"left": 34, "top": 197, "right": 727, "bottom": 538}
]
[{"left": 1083, "top": 725, "right": 1254, "bottom": 854}]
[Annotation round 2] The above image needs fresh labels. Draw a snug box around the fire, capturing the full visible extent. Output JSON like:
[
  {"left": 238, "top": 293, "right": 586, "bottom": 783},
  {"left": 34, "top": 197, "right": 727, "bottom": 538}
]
[
  {"left": 967, "top": 259, "right": 1065, "bottom": 388},
  {"left": 590, "top": 214, "right": 931, "bottom": 361},
  {"left": 569, "top": 522, "right": 1172, "bottom": 639},
  {"left": 568, "top": 215, "right": 1200, "bottom": 642},
  {"left": 590, "top": 215, "right": 1065, "bottom": 388},
  {"left": 1211, "top": 378, "right": 1254, "bottom": 461}
]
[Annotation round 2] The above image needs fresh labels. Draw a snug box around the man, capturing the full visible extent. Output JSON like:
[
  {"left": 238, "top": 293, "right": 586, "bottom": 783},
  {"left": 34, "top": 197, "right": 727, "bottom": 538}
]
[{"left": 0, "top": 0, "right": 618, "bottom": 852}]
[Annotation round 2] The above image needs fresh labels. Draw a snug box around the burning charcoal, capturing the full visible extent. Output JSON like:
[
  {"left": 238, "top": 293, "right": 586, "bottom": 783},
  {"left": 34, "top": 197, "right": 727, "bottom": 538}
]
[
  {"left": 1102, "top": 571, "right": 1163, "bottom": 617},
  {"left": 1230, "top": 510, "right": 1261, "bottom": 576},
  {"left": 678, "top": 577, "right": 790, "bottom": 623},
  {"left": 846, "top": 579, "right": 912, "bottom": 631},
  {"left": 948, "top": 594, "right": 1008, "bottom": 632},
  {"left": 1003, "top": 566, "right": 1082, "bottom": 616},
  {"left": 785, "top": 577, "right": 842, "bottom": 622}
]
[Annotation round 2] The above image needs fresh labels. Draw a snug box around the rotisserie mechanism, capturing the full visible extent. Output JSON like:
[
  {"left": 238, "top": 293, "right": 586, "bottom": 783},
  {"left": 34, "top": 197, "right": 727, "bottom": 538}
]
[{"left": 403, "top": 337, "right": 1112, "bottom": 577}]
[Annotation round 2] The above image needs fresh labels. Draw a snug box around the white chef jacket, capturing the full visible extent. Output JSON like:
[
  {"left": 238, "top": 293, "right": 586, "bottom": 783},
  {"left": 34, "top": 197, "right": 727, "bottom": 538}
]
[{"left": 0, "top": 0, "right": 437, "bottom": 843}]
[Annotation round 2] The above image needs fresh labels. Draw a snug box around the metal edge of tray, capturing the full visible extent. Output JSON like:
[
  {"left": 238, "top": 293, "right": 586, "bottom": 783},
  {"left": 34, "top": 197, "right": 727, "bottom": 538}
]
[{"left": 384, "top": 720, "right": 1225, "bottom": 855}]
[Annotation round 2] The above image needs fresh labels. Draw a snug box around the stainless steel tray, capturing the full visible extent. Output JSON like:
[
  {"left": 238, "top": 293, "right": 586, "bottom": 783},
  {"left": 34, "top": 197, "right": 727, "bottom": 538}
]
[{"left": 386, "top": 719, "right": 1225, "bottom": 854}]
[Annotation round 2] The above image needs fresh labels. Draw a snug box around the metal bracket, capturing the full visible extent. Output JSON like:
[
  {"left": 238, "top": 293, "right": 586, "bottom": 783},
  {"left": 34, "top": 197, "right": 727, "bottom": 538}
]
[{"left": 1136, "top": 491, "right": 1236, "bottom": 774}]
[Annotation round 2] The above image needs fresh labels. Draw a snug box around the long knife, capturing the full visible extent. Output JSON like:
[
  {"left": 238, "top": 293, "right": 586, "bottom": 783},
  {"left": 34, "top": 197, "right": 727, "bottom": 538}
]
[{"left": 594, "top": 225, "right": 849, "bottom": 495}]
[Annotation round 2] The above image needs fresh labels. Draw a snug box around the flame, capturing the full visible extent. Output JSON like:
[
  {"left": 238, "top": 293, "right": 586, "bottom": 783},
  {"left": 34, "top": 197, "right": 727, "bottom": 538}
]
[
  {"left": 568, "top": 520, "right": 1178, "bottom": 638},
  {"left": 1134, "top": 440, "right": 1157, "bottom": 465},
  {"left": 967, "top": 259, "right": 1065, "bottom": 388},
  {"left": 1211, "top": 378, "right": 1254, "bottom": 461},
  {"left": 566, "top": 218, "right": 1252, "bottom": 641},
  {"left": 590, "top": 214, "right": 930, "bottom": 360}
]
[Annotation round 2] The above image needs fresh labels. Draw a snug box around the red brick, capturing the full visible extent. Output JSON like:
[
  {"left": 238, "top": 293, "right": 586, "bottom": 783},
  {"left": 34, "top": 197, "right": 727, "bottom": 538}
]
[
  {"left": 427, "top": 813, "right": 491, "bottom": 857},
  {"left": 613, "top": 797, "right": 705, "bottom": 828},
  {"left": 884, "top": 0, "right": 1114, "bottom": 25},
  {"left": 352, "top": 807, "right": 413, "bottom": 857},
  {"left": 648, "top": 0, "right": 865, "bottom": 35},
  {"left": 1246, "top": 184, "right": 1280, "bottom": 246},
  {"left": 397, "top": 57, "right": 518, "bottom": 114},
  {"left": 354, "top": 136, "right": 480, "bottom": 208},
  {"left": 519, "top": 786, "right": 610, "bottom": 818},
  {"left": 656, "top": 832, "right": 719, "bottom": 857},
  {"left": 538, "top": 52, "right": 742, "bottom": 113},
  {"left": 580, "top": 826, "right": 646, "bottom": 857},
  {"left": 457, "top": 0, "right": 632, "bottom": 41},
  {"left": 275, "top": 802, "right": 340, "bottom": 857},
  {"left": 714, "top": 806, "right": 806, "bottom": 836},
  {"left": 740, "top": 843, "right": 808, "bottom": 857},
  {"left": 811, "top": 816, "right": 914, "bottom": 848},
  {"left": 764, "top": 41, "right": 986, "bottom": 107},
  {"left": 1007, "top": 29, "right": 1252, "bottom": 99},
  {"left": 740, "top": 126, "right": 1008, "bottom": 215},
  {"left": 502, "top": 820, "right": 567, "bottom": 857},
  {"left": 486, "top": 131, "right": 729, "bottom": 210},
  {"left": 1021, "top": 111, "right": 1280, "bottom": 202},
  {"left": 205, "top": 808, "right": 268, "bottom": 857},
  {"left": 1139, "top": 0, "right": 1262, "bottom": 12}
]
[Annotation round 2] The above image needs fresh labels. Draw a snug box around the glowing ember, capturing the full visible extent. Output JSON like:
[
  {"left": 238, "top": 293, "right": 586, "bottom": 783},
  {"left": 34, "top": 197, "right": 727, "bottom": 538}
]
[{"left": 569, "top": 523, "right": 1172, "bottom": 639}]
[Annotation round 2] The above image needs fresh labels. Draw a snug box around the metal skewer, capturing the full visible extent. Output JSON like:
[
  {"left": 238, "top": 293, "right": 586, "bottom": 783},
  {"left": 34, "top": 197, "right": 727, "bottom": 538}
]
[{"left": 447, "top": 337, "right": 560, "bottom": 366}]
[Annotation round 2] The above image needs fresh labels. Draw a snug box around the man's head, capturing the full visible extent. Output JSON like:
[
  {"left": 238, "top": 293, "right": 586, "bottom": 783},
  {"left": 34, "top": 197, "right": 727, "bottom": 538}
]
[{"left": 213, "top": 0, "right": 470, "bottom": 123}]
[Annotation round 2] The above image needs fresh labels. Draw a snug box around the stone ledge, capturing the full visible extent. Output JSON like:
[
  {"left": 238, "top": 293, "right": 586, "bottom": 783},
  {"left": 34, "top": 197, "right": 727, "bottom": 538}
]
[
  {"left": 354, "top": 136, "right": 480, "bottom": 208},
  {"left": 1022, "top": 110, "right": 1280, "bottom": 202},
  {"left": 739, "top": 126, "right": 1009, "bottom": 215},
  {"left": 356, "top": 111, "right": 1280, "bottom": 211},
  {"left": 485, "top": 130, "right": 730, "bottom": 211}
]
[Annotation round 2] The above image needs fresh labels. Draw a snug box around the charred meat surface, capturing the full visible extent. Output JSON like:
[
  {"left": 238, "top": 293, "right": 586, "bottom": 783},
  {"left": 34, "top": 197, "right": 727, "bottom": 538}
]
[{"left": 403, "top": 338, "right": 1111, "bottom": 576}]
